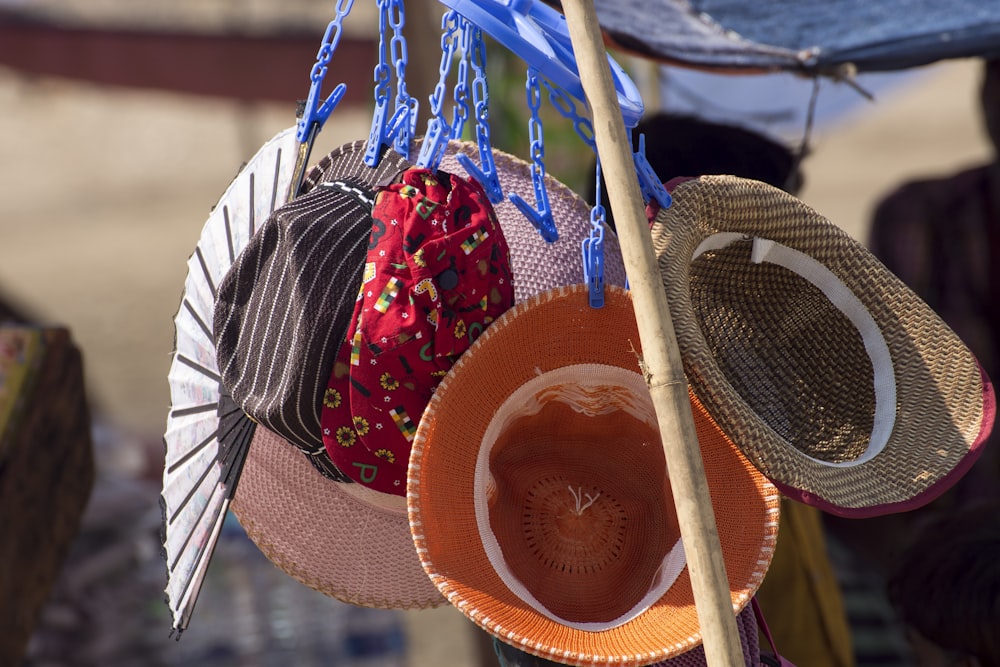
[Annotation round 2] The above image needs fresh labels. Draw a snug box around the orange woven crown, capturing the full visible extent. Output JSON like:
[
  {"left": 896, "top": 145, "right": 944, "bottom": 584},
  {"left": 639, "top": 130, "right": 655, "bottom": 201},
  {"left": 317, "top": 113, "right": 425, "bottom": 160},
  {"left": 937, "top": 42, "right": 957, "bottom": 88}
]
[{"left": 408, "top": 285, "right": 780, "bottom": 667}]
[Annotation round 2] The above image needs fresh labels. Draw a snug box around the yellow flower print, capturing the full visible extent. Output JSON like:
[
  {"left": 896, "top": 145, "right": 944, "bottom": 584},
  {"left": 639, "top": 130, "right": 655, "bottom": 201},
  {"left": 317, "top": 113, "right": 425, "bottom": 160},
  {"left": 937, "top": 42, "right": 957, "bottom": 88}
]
[
  {"left": 335, "top": 426, "right": 356, "bottom": 447},
  {"left": 374, "top": 448, "right": 396, "bottom": 463},
  {"left": 352, "top": 416, "right": 370, "bottom": 436},
  {"left": 380, "top": 372, "right": 400, "bottom": 391},
  {"left": 323, "top": 387, "right": 342, "bottom": 409},
  {"left": 454, "top": 320, "right": 467, "bottom": 339}
]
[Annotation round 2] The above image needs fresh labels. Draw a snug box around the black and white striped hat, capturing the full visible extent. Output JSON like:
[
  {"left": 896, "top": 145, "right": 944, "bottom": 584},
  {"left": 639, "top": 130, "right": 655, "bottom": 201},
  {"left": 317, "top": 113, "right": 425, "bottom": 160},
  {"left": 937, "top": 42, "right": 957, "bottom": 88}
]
[{"left": 213, "top": 141, "right": 410, "bottom": 480}]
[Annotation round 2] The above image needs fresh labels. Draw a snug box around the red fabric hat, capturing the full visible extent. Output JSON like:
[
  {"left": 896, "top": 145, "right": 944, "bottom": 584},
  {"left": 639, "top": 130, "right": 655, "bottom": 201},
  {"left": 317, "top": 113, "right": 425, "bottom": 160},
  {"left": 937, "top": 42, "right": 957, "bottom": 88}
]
[{"left": 321, "top": 168, "right": 514, "bottom": 494}]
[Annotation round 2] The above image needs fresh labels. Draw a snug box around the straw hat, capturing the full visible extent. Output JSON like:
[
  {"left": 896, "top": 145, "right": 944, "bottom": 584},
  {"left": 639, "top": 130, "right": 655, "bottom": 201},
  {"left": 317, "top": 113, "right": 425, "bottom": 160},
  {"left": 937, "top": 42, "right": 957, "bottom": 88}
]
[
  {"left": 408, "top": 284, "right": 780, "bottom": 666},
  {"left": 438, "top": 141, "right": 629, "bottom": 300},
  {"left": 232, "top": 424, "right": 441, "bottom": 607},
  {"left": 228, "top": 141, "right": 630, "bottom": 607},
  {"left": 651, "top": 175, "right": 996, "bottom": 517}
]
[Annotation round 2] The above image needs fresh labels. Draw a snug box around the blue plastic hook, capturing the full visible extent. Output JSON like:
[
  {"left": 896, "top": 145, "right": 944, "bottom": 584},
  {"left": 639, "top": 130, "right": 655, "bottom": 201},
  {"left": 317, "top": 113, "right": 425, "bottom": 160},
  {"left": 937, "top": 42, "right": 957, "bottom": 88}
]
[
  {"left": 297, "top": 14, "right": 352, "bottom": 144},
  {"left": 457, "top": 152, "right": 503, "bottom": 204},
  {"left": 507, "top": 68, "right": 558, "bottom": 243},
  {"left": 633, "top": 133, "right": 672, "bottom": 210},
  {"left": 524, "top": 0, "right": 643, "bottom": 128},
  {"left": 510, "top": 191, "right": 559, "bottom": 242},
  {"left": 365, "top": 100, "right": 411, "bottom": 167},
  {"left": 584, "top": 159, "right": 607, "bottom": 307},
  {"left": 435, "top": 0, "right": 644, "bottom": 128},
  {"left": 453, "top": 22, "right": 504, "bottom": 203},
  {"left": 365, "top": 0, "right": 414, "bottom": 168},
  {"left": 582, "top": 231, "right": 605, "bottom": 308}
]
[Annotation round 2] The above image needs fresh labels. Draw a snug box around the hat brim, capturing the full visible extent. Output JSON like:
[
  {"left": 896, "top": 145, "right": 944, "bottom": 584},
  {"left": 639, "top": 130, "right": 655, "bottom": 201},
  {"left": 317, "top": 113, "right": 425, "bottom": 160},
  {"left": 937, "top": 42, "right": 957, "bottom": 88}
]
[
  {"left": 232, "top": 425, "right": 444, "bottom": 608},
  {"left": 229, "top": 142, "right": 634, "bottom": 605},
  {"left": 408, "top": 285, "right": 780, "bottom": 667},
  {"left": 438, "top": 142, "right": 629, "bottom": 303},
  {"left": 652, "top": 175, "right": 995, "bottom": 517}
]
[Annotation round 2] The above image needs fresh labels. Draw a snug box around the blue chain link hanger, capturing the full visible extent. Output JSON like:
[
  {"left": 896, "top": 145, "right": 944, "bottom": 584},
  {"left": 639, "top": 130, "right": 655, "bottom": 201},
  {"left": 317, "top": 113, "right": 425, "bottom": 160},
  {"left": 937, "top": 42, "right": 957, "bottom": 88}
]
[
  {"left": 292, "top": 0, "right": 663, "bottom": 308},
  {"left": 451, "top": 20, "right": 473, "bottom": 141},
  {"left": 542, "top": 75, "right": 672, "bottom": 214},
  {"left": 436, "top": 0, "right": 643, "bottom": 127},
  {"left": 366, "top": 0, "right": 415, "bottom": 167},
  {"left": 452, "top": 21, "right": 505, "bottom": 203},
  {"left": 288, "top": 0, "right": 355, "bottom": 198},
  {"left": 296, "top": 0, "right": 354, "bottom": 146},
  {"left": 416, "top": 11, "right": 462, "bottom": 171},
  {"left": 584, "top": 158, "right": 608, "bottom": 308},
  {"left": 415, "top": 9, "right": 502, "bottom": 208},
  {"left": 433, "top": 0, "right": 659, "bottom": 248},
  {"left": 508, "top": 68, "right": 558, "bottom": 242},
  {"left": 390, "top": 0, "right": 419, "bottom": 160},
  {"left": 428, "top": 0, "right": 671, "bottom": 309}
]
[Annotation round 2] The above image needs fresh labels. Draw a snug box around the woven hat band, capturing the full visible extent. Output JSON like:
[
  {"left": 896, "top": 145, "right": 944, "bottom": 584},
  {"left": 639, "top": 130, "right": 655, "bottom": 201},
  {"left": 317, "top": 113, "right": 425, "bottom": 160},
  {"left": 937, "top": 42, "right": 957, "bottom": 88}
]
[
  {"left": 476, "top": 364, "right": 684, "bottom": 630},
  {"left": 693, "top": 233, "right": 896, "bottom": 466}
]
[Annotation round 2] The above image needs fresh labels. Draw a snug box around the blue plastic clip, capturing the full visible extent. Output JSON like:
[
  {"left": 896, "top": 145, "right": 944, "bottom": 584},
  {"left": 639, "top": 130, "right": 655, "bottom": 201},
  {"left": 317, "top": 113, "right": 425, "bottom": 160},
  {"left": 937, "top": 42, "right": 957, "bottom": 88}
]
[
  {"left": 453, "top": 24, "right": 504, "bottom": 204},
  {"left": 416, "top": 117, "right": 450, "bottom": 170},
  {"left": 456, "top": 151, "right": 503, "bottom": 204},
  {"left": 582, "top": 229, "right": 605, "bottom": 308},
  {"left": 634, "top": 134, "right": 672, "bottom": 210},
  {"left": 393, "top": 97, "right": 419, "bottom": 161},
  {"left": 507, "top": 67, "right": 558, "bottom": 242},
  {"left": 584, "top": 160, "right": 607, "bottom": 308},
  {"left": 365, "top": 100, "right": 410, "bottom": 167},
  {"left": 510, "top": 190, "right": 558, "bottom": 242},
  {"left": 298, "top": 82, "right": 346, "bottom": 144},
  {"left": 296, "top": 6, "right": 355, "bottom": 145}
]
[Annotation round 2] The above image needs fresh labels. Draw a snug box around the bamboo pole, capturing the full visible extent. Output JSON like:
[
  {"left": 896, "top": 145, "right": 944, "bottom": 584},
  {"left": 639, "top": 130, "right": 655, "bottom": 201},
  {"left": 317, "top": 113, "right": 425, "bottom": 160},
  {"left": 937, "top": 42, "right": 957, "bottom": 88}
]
[{"left": 559, "top": 1, "right": 744, "bottom": 665}]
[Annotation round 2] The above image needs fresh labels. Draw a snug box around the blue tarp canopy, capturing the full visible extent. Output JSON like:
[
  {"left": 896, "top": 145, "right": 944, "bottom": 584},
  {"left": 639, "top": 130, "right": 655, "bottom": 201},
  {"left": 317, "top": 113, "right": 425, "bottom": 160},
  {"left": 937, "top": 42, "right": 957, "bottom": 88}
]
[{"left": 585, "top": 0, "right": 1000, "bottom": 74}]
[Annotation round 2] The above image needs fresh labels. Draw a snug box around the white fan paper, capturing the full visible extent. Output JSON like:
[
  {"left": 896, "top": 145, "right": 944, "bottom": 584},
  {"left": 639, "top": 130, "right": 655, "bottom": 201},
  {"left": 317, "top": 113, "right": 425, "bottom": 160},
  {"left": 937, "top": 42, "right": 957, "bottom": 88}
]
[{"left": 161, "top": 127, "right": 299, "bottom": 635}]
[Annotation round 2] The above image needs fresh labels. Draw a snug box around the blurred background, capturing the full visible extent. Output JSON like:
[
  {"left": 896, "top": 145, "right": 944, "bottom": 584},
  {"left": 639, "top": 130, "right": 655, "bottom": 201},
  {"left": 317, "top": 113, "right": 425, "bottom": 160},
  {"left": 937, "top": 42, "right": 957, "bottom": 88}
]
[{"left": 0, "top": 0, "right": 993, "bottom": 665}]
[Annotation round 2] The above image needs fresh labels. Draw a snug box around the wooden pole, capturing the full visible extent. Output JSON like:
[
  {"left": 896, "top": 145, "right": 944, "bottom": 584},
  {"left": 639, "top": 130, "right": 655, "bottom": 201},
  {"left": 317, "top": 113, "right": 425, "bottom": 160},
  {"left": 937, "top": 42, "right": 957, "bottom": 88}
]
[{"left": 559, "top": 1, "right": 744, "bottom": 665}]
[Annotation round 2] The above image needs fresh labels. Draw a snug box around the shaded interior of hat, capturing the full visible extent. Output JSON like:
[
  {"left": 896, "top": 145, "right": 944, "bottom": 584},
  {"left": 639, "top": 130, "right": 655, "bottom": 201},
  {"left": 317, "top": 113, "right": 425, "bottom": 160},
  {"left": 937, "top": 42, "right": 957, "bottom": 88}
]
[
  {"left": 486, "top": 394, "right": 680, "bottom": 625},
  {"left": 691, "top": 240, "right": 876, "bottom": 463}
]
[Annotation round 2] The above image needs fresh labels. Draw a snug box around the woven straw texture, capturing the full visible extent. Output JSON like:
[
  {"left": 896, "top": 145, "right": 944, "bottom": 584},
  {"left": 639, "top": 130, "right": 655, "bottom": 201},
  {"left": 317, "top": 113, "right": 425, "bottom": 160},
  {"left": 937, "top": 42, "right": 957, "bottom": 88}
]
[
  {"left": 651, "top": 175, "right": 992, "bottom": 515},
  {"left": 408, "top": 285, "right": 780, "bottom": 667},
  {"left": 215, "top": 142, "right": 410, "bottom": 467},
  {"left": 650, "top": 603, "right": 760, "bottom": 667},
  {"left": 495, "top": 603, "right": 761, "bottom": 667},
  {"left": 232, "top": 425, "right": 444, "bottom": 608},
  {"left": 439, "top": 142, "right": 628, "bottom": 303},
  {"left": 226, "top": 141, "right": 631, "bottom": 606}
]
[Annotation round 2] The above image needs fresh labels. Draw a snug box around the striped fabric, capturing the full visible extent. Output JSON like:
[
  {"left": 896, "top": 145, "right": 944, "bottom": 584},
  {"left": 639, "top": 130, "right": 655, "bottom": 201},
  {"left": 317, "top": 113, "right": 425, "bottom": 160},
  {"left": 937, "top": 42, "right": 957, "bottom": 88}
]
[{"left": 214, "top": 143, "right": 410, "bottom": 480}]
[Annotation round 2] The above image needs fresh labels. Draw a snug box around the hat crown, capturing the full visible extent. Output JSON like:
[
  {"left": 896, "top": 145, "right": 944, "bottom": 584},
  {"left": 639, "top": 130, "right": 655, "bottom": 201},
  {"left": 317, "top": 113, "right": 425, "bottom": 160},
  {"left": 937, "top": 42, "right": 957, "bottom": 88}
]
[
  {"left": 409, "top": 285, "right": 780, "bottom": 666},
  {"left": 653, "top": 175, "right": 993, "bottom": 516},
  {"left": 481, "top": 364, "right": 682, "bottom": 629}
]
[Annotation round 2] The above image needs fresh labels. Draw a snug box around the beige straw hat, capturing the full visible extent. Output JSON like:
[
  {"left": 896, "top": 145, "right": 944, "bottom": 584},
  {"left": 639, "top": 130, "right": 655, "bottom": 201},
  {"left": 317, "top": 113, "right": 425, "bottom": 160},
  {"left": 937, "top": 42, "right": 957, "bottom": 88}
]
[
  {"left": 229, "top": 143, "right": 630, "bottom": 607},
  {"left": 651, "top": 175, "right": 995, "bottom": 517},
  {"left": 408, "top": 284, "right": 780, "bottom": 666}
]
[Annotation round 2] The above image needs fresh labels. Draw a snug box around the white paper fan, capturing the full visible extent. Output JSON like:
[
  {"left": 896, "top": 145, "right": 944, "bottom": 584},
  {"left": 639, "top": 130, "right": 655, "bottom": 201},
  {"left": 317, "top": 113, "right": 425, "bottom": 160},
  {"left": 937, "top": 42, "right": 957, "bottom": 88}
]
[{"left": 161, "top": 127, "right": 299, "bottom": 636}]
